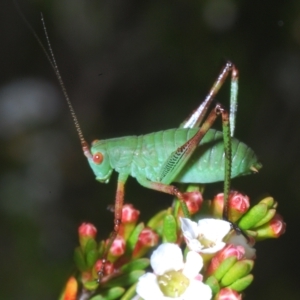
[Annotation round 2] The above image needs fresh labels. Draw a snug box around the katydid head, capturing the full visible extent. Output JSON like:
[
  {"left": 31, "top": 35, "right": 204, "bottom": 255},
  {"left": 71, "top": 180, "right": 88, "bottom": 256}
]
[{"left": 84, "top": 140, "right": 113, "bottom": 183}]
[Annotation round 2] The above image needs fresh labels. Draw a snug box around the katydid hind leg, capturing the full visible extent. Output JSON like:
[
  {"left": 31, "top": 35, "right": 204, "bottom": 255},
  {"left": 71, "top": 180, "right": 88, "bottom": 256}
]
[
  {"left": 171, "top": 104, "right": 233, "bottom": 221},
  {"left": 137, "top": 104, "right": 232, "bottom": 219},
  {"left": 218, "top": 106, "right": 232, "bottom": 221},
  {"left": 136, "top": 176, "right": 191, "bottom": 218},
  {"left": 159, "top": 104, "right": 225, "bottom": 185},
  {"left": 180, "top": 61, "right": 239, "bottom": 136},
  {"left": 229, "top": 65, "right": 238, "bottom": 137}
]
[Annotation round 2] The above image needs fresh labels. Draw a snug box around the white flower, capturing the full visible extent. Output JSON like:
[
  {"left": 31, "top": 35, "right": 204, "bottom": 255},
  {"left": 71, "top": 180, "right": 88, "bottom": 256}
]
[
  {"left": 136, "top": 243, "right": 212, "bottom": 300},
  {"left": 180, "top": 218, "right": 231, "bottom": 254}
]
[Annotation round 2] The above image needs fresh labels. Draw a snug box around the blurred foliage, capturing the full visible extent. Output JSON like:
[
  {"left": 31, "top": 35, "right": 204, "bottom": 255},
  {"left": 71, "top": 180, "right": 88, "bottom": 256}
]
[{"left": 0, "top": 0, "right": 299, "bottom": 299}]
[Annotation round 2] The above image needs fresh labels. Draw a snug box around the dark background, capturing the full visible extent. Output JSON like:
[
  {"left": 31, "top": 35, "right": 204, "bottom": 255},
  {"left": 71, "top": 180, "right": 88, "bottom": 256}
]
[{"left": 0, "top": 0, "right": 299, "bottom": 299}]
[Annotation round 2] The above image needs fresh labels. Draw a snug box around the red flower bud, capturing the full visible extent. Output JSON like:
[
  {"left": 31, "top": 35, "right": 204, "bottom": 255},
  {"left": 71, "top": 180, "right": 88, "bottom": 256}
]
[
  {"left": 132, "top": 227, "right": 159, "bottom": 258},
  {"left": 215, "top": 287, "right": 242, "bottom": 300},
  {"left": 229, "top": 191, "right": 250, "bottom": 214},
  {"left": 255, "top": 213, "right": 286, "bottom": 240},
  {"left": 270, "top": 214, "right": 286, "bottom": 237},
  {"left": 122, "top": 204, "right": 140, "bottom": 223},
  {"left": 78, "top": 223, "right": 97, "bottom": 238},
  {"left": 211, "top": 193, "right": 226, "bottom": 218},
  {"left": 211, "top": 191, "right": 250, "bottom": 222},
  {"left": 118, "top": 204, "right": 140, "bottom": 238},
  {"left": 94, "top": 259, "right": 114, "bottom": 277},
  {"left": 185, "top": 191, "right": 203, "bottom": 215},
  {"left": 207, "top": 244, "right": 245, "bottom": 276},
  {"left": 78, "top": 223, "right": 97, "bottom": 249},
  {"left": 108, "top": 236, "right": 126, "bottom": 260}
]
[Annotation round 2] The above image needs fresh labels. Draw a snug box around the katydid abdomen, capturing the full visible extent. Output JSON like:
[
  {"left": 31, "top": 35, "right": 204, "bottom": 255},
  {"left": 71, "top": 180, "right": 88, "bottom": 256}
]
[{"left": 89, "top": 128, "right": 261, "bottom": 185}]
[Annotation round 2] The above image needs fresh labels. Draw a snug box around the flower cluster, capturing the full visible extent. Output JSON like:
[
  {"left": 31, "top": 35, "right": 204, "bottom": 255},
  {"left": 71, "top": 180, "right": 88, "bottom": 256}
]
[{"left": 59, "top": 190, "right": 285, "bottom": 300}]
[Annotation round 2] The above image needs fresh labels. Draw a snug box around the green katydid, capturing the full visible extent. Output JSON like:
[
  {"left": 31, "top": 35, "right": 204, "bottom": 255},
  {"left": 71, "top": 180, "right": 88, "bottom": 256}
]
[{"left": 31, "top": 14, "right": 262, "bottom": 281}]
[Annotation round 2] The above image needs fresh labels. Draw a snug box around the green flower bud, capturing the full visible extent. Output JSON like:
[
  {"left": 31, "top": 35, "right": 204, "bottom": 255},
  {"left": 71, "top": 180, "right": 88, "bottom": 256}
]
[
  {"left": 228, "top": 274, "right": 254, "bottom": 292},
  {"left": 238, "top": 203, "right": 268, "bottom": 230},
  {"left": 221, "top": 260, "right": 254, "bottom": 286}
]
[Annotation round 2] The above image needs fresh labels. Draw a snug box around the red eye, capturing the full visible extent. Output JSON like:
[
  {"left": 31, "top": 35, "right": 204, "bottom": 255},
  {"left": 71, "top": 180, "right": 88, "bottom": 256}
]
[{"left": 93, "top": 152, "right": 103, "bottom": 164}]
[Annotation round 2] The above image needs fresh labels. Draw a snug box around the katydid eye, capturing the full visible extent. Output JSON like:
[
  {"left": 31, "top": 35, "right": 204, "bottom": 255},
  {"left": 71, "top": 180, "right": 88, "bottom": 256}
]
[{"left": 93, "top": 152, "right": 103, "bottom": 164}]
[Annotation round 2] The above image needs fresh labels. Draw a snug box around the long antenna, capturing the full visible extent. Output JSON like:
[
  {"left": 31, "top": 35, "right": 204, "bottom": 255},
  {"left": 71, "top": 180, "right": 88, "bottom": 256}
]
[
  {"left": 40, "top": 14, "right": 88, "bottom": 147},
  {"left": 14, "top": 1, "right": 92, "bottom": 158}
]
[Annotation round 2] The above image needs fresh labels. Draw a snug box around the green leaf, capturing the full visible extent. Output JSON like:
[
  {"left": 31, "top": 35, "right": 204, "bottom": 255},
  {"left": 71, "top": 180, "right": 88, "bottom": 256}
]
[
  {"left": 214, "top": 256, "right": 237, "bottom": 281},
  {"left": 85, "top": 238, "right": 97, "bottom": 253},
  {"left": 163, "top": 214, "right": 177, "bottom": 243},
  {"left": 83, "top": 279, "right": 99, "bottom": 291},
  {"left": 126, "top": 223, "right": 144, "bottom": 253},
  {"left": 120, "top": 282, "right": 138, "bottom": 300},
  {"left": 74, "top": 247, "right": 87, "bottom": 271},
  {"left": 98, "top": 240, "right": 106, "bottom": 257},
  {"left": 120, "top": 258, "right": 150, "bottom": 273},
  {"left": 253, "top": 209, "right": 276, "bottom": 228},
  {"left": 147, "top": 210, "right": 168, "bottom": 230},
  {"left": 205, "top": 275, "right": 220, "bottom": 295},
  {"left": 238, "top": 203, "right": 268, "bottom": 230},
  {"left": 259, "top": 196, "right": 275, "bottom": 208},
  {"left": 90, "top": 287, "right": 125, "bottom": 300},
  {"left": 103, "top": 270, "right": 145, "bottom": 288},
  {"left": 228, "top": 274, "right": 254, "bottom": 292},
  {"left": 86, "top": 249, "right": 98, "bottom": 269},
  {"left": 221, "top": 260, "right": 253, "bottom": 286}
]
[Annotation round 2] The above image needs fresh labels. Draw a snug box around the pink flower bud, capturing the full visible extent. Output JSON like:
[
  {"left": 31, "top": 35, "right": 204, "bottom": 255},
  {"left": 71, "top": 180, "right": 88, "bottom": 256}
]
[
  {"left": 207, "top": 244, "right": 245, "bottom": 275},
  {"left": 270, "top": 214, "right": 286, "bottom": 237},
  {"left": 229, "top": 191, "right": 250, "bottom": 214},
  {"left": 211, "top": 193, "right": 226, "bottom": 218},
  {"left": 78, "top": 223, "right": 97, "bottom": 249},
  {"left": 94, "top": 259, "right": 114, "bottom": 277},
  {"left": 184, "top": 191, "right": 203, "bottom": 215},
  {"left": 78, "top": 223, "right": 97, "bottom": 238},
  {"left": 132, "top": 227, "right": 159, "bottom": 258},
  {"left": 256, "top": 213, "right": 286, "bottom": 240},
  {"left": 122, "top": 204, "right": 140, "bottom": 223},
  {"left": 211, "top": 191, "right": 250, "bottom": 222},
  {"left": 215, "top": 288, "right": 242, "bottom": 300},
  {"left": 118, "top": 204, "right": 140, "bottom": 239},
  {"left": 108, "top": 236, "right": 126, "bottom": 260}
]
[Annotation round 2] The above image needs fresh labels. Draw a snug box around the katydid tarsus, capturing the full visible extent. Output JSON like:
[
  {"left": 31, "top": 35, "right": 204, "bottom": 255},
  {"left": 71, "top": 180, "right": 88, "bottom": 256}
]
[{"left": 29, "top": 14, "right": 262, "bottom": 282}]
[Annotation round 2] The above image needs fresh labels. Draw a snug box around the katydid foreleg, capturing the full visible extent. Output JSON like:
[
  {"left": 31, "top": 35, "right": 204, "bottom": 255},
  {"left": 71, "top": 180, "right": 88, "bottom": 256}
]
[{"left": 98, "top": 173, "right": 128, "bottom": 282}]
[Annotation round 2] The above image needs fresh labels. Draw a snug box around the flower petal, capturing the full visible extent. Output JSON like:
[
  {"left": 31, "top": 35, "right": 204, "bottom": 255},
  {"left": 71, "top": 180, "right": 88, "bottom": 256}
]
[
  {"left": 185, "top": 238, "right": 204, "bottom": 252},
  {"left": 136, "top": 273, "right": 164, "bottom": 300},
  {"left": 181, "top": 218, "right": 204, "bottom": 251},
  {"left": 197, "top": 219, "right": 231, "bottom": 241},
  {"left": 182, "top": 280, "right": 212, "bottom": 300},
  {"left": 182, "top": 251, "right": 203, "bottom": 279},
  {"left": 151, "top": 243, "right": 184, "bottom": 275},
  {"left": 180, "top": 218, "right": 198, "bottom": 240}
]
